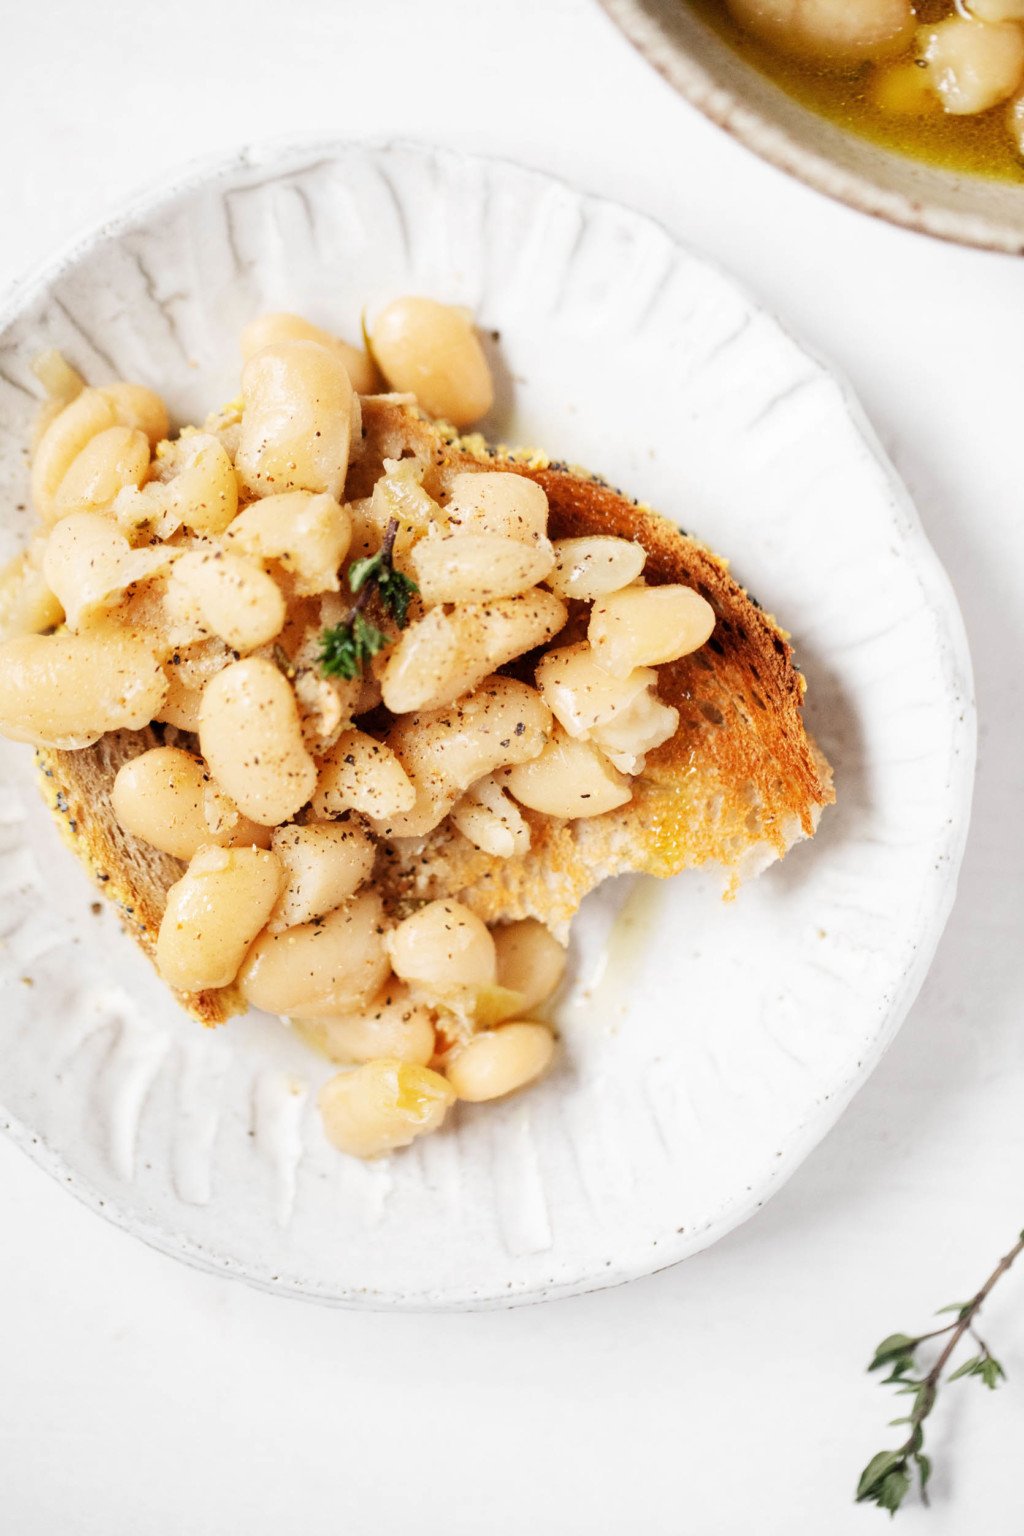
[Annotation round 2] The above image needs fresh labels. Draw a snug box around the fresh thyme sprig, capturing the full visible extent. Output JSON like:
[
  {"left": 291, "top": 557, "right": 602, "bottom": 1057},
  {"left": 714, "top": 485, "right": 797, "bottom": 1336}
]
[
  {"left": 318, "top": 517, "right": 418, "bottom": 681},
  {"left": 856, "top": 1227, "right": 1024, "bottom": 1515}
]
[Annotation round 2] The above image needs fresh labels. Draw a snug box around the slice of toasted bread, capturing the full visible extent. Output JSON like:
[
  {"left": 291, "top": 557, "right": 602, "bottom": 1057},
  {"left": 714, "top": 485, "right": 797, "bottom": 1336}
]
[{"left": 36, "top": 398, "right": 833, "bottom": 1024}]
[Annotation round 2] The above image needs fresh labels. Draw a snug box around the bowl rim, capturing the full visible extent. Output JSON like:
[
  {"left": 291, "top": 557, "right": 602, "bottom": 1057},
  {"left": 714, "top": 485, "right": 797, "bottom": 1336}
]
[{"left": 597, "top": 0, "right": 1024, "bottom": 256}]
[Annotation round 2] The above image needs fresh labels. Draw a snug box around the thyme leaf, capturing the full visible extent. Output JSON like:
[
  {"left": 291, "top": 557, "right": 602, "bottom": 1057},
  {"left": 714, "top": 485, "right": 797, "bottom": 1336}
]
[{"left": 317, "top": 517, "right": 418, "bottom": 680}]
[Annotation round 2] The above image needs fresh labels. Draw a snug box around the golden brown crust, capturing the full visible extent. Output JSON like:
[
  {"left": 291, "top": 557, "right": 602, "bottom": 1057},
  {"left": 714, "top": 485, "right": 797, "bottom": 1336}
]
[{"left": 37, "top": 399, "right": 834, "bottom": 1018}]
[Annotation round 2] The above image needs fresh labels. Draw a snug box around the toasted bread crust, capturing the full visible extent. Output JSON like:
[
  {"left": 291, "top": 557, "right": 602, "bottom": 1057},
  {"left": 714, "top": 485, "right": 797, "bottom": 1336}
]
[{"left": 36, "top": 400, "right": 833, "bottom": 1022}]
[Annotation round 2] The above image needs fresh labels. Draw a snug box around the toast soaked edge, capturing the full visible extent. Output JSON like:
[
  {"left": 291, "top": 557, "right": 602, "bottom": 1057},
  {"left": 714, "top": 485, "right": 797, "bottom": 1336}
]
[{"left": 36, "top": 399, "right": 834, "bottom": 1023}]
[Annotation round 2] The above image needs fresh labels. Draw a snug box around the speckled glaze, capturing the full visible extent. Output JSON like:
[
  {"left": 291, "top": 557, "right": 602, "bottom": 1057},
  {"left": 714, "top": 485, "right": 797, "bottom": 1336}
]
[
  {"left": 0, "top": 141, "right": 974, "bottom": 1308},
  {"left": 599, "top": 0, "right": 1024, "bottom": 253}
]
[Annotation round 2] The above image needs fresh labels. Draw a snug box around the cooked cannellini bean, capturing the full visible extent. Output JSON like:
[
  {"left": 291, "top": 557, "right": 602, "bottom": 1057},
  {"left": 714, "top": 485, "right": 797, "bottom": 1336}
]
[
  {"left": 377, "top": 678, "right": 551, "bottom": 838},
  {"left": 726, "top": 0, "right": 914, "bottom": 62},
  {"left": 240, "top": 312, "right": 379, "bottom": 393},
  {"left": 156, "top": 845, "right": 283, "bottom": 991},
  {"left": 238, "top": 890, "right": 390, "bottom": 1018},
  {"left": 589, "top": 689, "right": 679, "bottom": 775},
  {"left": 506, "top": 729, "right": 632, "bottom": 819},
  {"left": 870, "top": 59, "right": 941, "bottom": 113},
  {"left": 535, "top": 642, "right": 655, "bottom": 738},
  {"left": 112, "top": 746, "right": 269, "bottom": 861},
  {"left": 318, "top": 1059, "right": 455, "bottom": 1158},
  {"left": 31, "top": 388, "right": 117, "bottom": 523},
  {"left": 444, "top": 471, "right": 549, "bottom": 545},
  {"left": 199, "top": 658, "right": 317, "bottom": 826},
  {"left": 171, "top": 550, "right": 286, "bottom": 653},
  {"left": 589, "top": 584, "right": 715, "bottom": 678},
  {"left": 0, "top": 545, "right": 63, "bottom": 640},
  {"left": 52, "top": 425, "right": 150, "bottom": 518},
  {"left": 381, "top": 590, "right": 566, "bottom": 715},
  {"left": 370, "top": 298, "right": 493, "bottom": 426},
  {"left": 493, "top": 920, "right": 567, "bottom": 1014},
  {"left": 545, "top": 535, "right": 646, "bottom": 600},
  {"left": 450, "top": 774, "right": 532, "bottom": 857},
  {"left": 165, "top": 435, "right": 239, "bottom": 535},
  {"left": 101, "top": 383, "right": 170, "bottom": 447},
  {"left": 0, "top": 630, "right": 167, "bottom": 748},
  {"left": 32, "top": 350, "right": 85, "bottom": 408},
  {"left": 446, "top": 1022, "right": 555, "bottom": 1102},
  {"left": 236, "top": 339, "right": 353, "bottom": 500},
  {"left": 922, "top": 15, "right": 1024, "bottom": 113},
  {"left": 224, "top": 491, "right": 351, "bottom": 595},
  {"left": 268, "top": 821, "right": 376, "bottom": 932},
  {"left": 313, "top": 729, "right": 417, "bottom": 821},
  {"left": 411, "top": 530, "right": 555, "bottom": 604},
  {"left": 967, "top": 0, "right": 1024, "bottom": 18},
  {"left": 295, "top": 982, "right": 436, "bottom": 1066},
  {"left": 388, "top": 899, "right": 497, "bottom": 998},
  {"left": 43, "top": 512, "right": 173, "bottom": 630}
]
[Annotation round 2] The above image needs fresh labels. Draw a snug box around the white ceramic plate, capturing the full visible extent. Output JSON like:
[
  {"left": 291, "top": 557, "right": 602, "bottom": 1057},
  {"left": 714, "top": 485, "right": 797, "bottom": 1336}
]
[{"left": 0, "top": 140, "right": 973, "bottom": 1309}]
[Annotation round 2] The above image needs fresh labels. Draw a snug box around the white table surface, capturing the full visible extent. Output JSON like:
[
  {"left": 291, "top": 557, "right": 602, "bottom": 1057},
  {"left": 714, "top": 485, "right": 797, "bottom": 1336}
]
[{"left": 2, "top": 1, "right": 1022, "bottom": 1531}]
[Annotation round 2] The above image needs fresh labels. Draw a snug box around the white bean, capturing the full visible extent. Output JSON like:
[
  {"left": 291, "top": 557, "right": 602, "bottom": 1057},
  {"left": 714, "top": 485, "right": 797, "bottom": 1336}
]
[
  {"left": 199, "top": 658, "right": 317, "bottom": 826},
  {"left": 101, "top": 382, "right": 170, "bottom": 446},
  {"left": 492, "top": 920, "right": 567, "bottom": 1014},
  {"left": 171, "top": 550, "right": 286, "bottom": 653},
  {"left": 535, "top": 642, "right": 655, "bottom": 738},
  {"left": 236, "top": 340, "right": 353, "bottom": 500},
  {"left": 0, "top": 629, "right": 167, "bottom": 748},
  {"left": 53, "top": 425, "right": 150, "bottom": 518},
  {"left": 268, "top": 821, "right": 376, "bottom": 932},
  {"left": 43, "top": 512, "right": 173, "bottom": 630},
  {"left": 313, "top": 729, "right": 417, "bottom": 821},
  {"left": 965, "top": 0, "right": 1024, "bottom": 22},
  {"left": 411, "top": 531, "right": 555, "bottom": 604},
  {"left": 588, "top": 584, "right": 715, "bottom": 678},
  {"left": 317, "top": 1060, "right": 455, "bottom": 1158},
  {"left": 376, "top": 677, "right": 551, "bottom": 838},
  {"left": 240, "top": 312, "right": 379, "bottom": 393},
  {"left": 445, "top": 1023, "right": 555, "bottom": 1102},
  {"left": 589, "top": 689, "right": 680, "bottom": 775},
  {"left": 31, "top": 389, "right": 117, "bottom": 524},
  {"left": 156, "top": 845, "right": 283, "bottom": 991},
  {"left": 295, "top": 982, "right": 435, "bottom": 1065},
  {"left": 381, "top": 590, "right": 567, "bottom": 715},
  {"left": 449, "top": 774, "right": 532, "bottom": 858},
  {"left": 112, "top": 746, "right": 268, "bottom": 861},
  {"left": 165, "top": 435, "right": 239, "bottom": 535},
  {"left": 370, "top": 298, "right": 493, "bottom": 427},
  {"left": 388, "top": 899, "right": 497, "bottom": 998},
  {"left": 0, "top": 545, "right": 63, "bottom": 640},
  {"left": 506, "top": 730, "right": 632, "bottom": 819},
  {"left": 238, "top": 890, "right": 390, "bottom": 1018},
  {"left": 545, "top": 536, "right": 646, "bottom": 600},
  {"left": 224, "top": 491, "right": 351, "bottom": 595},
  {"left": 726, "top": 0, "right": 914, "bottom": 62},
  {"left": 444, "top": 471, "right": 549, "bottom": 544},
  {"left": 922, "top": 15, "right": 1024, "bottom": 113}
]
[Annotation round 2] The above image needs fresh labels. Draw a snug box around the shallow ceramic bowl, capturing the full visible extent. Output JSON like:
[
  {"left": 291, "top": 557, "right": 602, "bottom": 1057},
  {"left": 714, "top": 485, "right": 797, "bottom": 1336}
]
[
  {"left": 600, "top": 0, "right": 1024, "bottom": 252},
  {"left": 0, "top": 140, "right": 974, "bottom": 1308}
]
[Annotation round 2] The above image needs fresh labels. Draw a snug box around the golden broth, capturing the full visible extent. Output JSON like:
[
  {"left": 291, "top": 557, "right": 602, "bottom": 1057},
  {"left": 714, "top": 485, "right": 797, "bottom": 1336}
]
[{"left": 688, "top": 0, "right": 1024, "bottom": 181}]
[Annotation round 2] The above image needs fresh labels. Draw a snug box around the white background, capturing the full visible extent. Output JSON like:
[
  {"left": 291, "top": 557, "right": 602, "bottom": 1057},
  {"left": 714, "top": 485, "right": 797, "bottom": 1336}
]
[{"left": 2, "top": 1, "right": 1023, "bottom": 1531}]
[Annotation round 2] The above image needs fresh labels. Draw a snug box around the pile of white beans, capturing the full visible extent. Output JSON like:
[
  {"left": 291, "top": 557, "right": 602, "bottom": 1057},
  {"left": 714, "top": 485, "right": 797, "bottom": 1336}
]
[
  {"left": 727, "top": 0, "right": 1024, "bottom": 149},
  {"left": 0, "top": 300, "right": 716, "bottom": 1159}
]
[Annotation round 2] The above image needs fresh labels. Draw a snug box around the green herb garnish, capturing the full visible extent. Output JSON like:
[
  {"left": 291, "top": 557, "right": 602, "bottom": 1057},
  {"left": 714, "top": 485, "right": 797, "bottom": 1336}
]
[
  {"left": 318, "top": 517, "right": 417, "bottom": 681},
  {"left": 856, "top": 1227, "right": 1023, "bottom": 1515}
]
